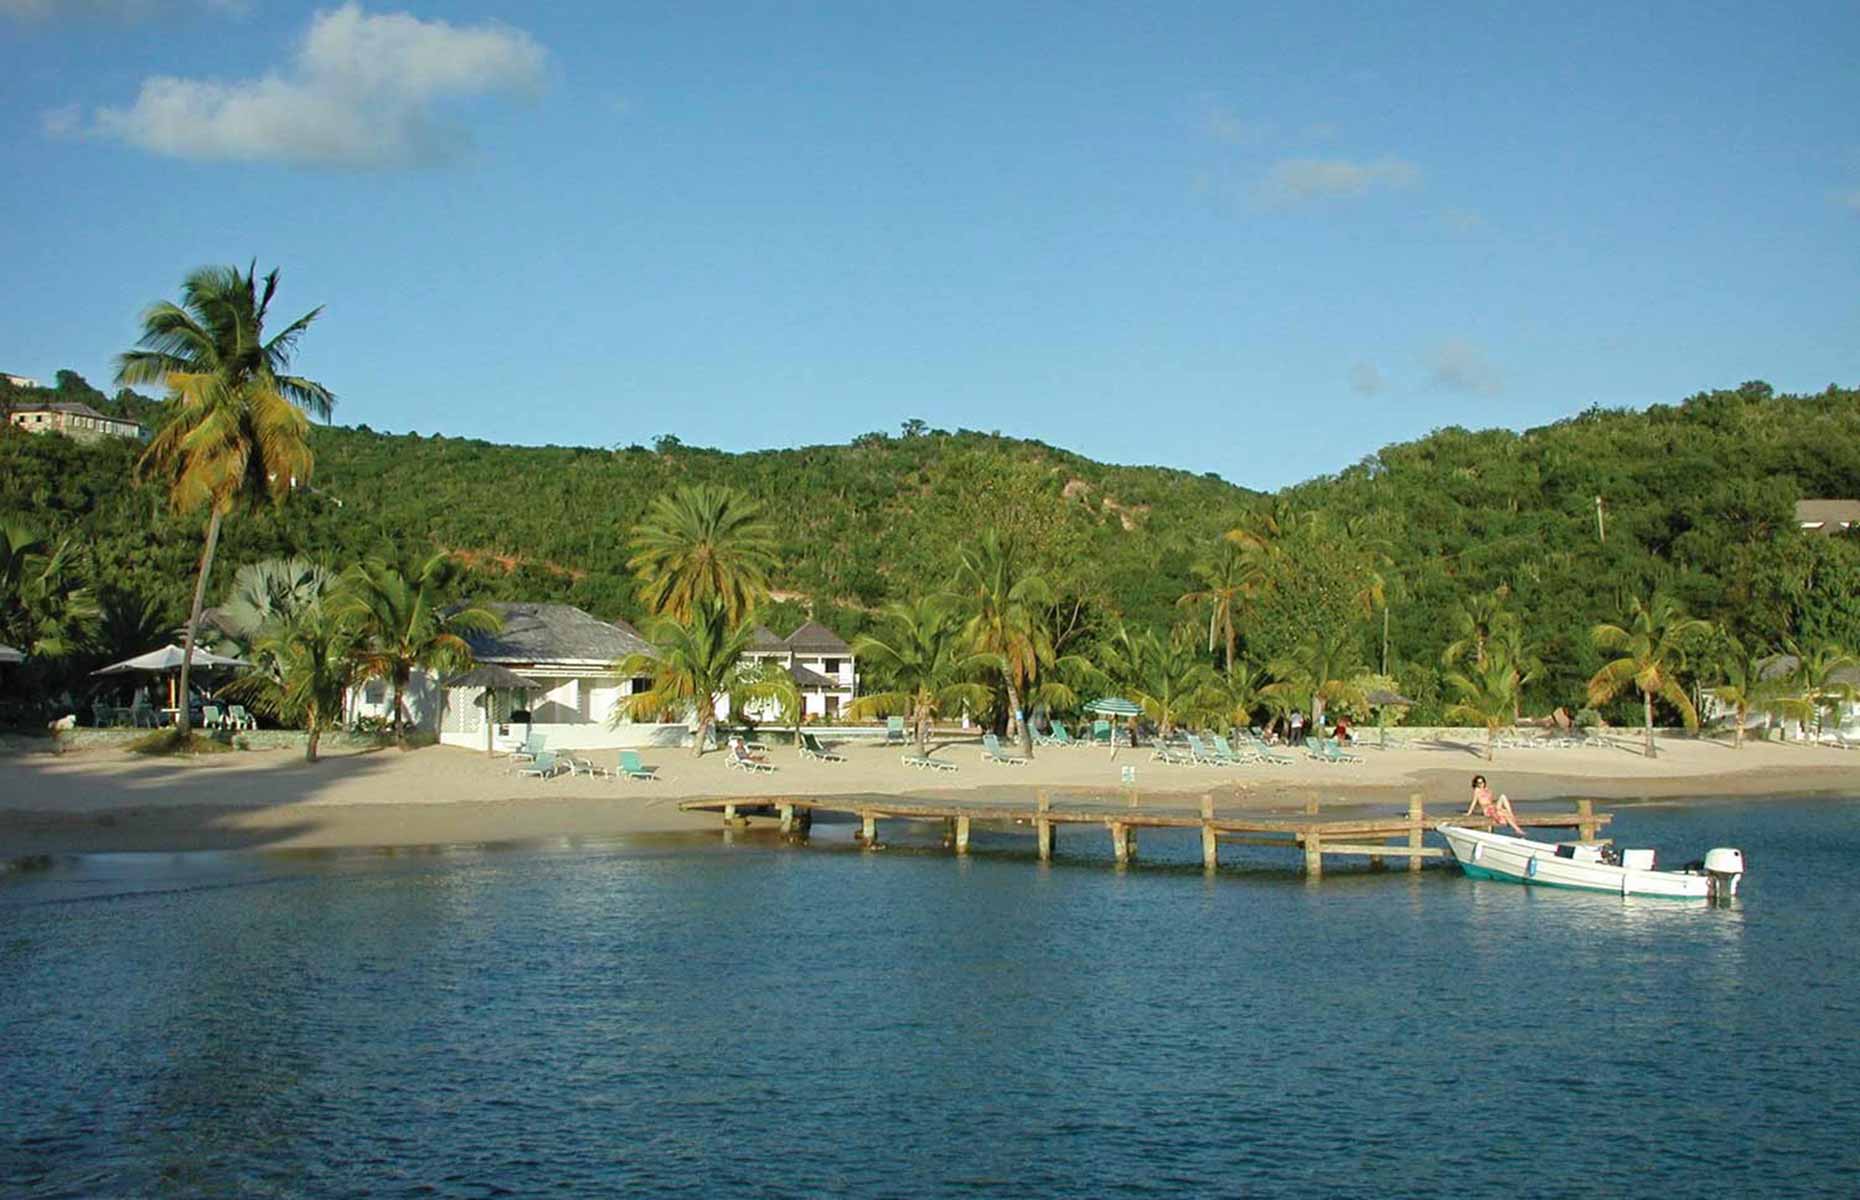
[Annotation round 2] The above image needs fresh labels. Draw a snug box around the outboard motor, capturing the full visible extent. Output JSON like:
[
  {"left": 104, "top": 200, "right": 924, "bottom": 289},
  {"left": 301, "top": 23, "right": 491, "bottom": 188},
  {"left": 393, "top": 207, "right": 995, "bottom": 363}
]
[{"left": 1703, "top": 848, "right": 1746, "bottom": 900}]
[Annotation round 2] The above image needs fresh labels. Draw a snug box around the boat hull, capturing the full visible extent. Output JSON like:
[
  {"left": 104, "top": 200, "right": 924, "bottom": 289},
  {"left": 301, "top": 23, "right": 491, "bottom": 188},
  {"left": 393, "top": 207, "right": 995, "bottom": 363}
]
[{"left": 1438, "top": 825, "right": 1722, "bottom": 899}]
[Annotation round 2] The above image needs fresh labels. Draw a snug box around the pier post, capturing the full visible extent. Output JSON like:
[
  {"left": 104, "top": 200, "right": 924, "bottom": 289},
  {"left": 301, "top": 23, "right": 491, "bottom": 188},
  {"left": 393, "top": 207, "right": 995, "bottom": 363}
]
[
  {"left": 1110, "top": 821, "right": 1134, "bottom": 864},
  {"left": 779, "top": 802, "right": 795, "bottom": 834},
  {"left": 955, "top": 814, "right": 971, "bottom": 855},
  {"left": 1200, "top": 794, "right": 1218, "bottom": 870},
  {"left": 1577, "top": 798, "right": 1597, "bottom": 843},
  {"left": 1408, "top": 793, "right": 1425, "bottom": 873},
  {"left": 860, "top": 812, "right": 877, "bottom": 845},
  {"left": 1305, "top": 792, "right": 1319, "bottom": 816},
  {"left": 1036, "top": 790, "right": 1054, "bottom": 862},
  {"left": 1303, "top": 831, "right": 1323, "bottom": 879}
]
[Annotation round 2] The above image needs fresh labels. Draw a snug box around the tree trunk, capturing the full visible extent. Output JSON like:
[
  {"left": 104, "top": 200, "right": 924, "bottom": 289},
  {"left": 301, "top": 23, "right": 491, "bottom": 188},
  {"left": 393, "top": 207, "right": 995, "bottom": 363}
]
[
  {"left": 694, "top": 702, "right": 713, "bottom": 757},
  {"left": 175, "top": 507, "right": 225, "bottom": 738},
  {"left": 1734, "top": 704, "right": 1745, "bottom": 749},
  {"left": 1486, "top": 727, "right": 1495, "bottom": 760},
  {"left": 1007, "top": 679, "right": 1033, "bottom": 758},
  {"left": 392, "top": 669, "right": 408, "bottom": 749},
  {"left": 1224, "top": 618, "right": 1236, "bottom": 674},
  {"left": 916, "top": 702, "right": 930, "bottom": 757},
  {"left": 306, "top": 713, "right": 321, "bottom": 763},
  {"left": 1643, "top": 691, "right": 1656, "bottom": 758}
]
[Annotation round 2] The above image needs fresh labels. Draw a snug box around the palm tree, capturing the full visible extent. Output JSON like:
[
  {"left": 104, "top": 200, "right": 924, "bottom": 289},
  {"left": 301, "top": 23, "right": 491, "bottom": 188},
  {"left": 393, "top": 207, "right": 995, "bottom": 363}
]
[
  {"left": 627, "top": 484, "right": 778, "bottom": 622},
  {"left": 1704, "top": 632, "right": 1779, "bottom": 748},
  {"left": 216, "top": 557, "right": 336, "bottom": 654},
  {"left": 1199, "top": 661, "right": 1267, "bottom": 738},
  {"left": 743, "top": 657, "right": 805, "bottom": 757},
  {"left": 1119, "top": 626, "right": 1214, "bottom": 739},
  {"left": 343, "top": 551, "right": 500, "bottom": 747},
  {"left": 1780, "top": 639, "right": 1859, "bottom": 739},
  {"left": 1178, "top": 541, "right": 1260, "bottom": 672},
  {"left": 1445, "top": 650, "right": 1521, "bottom": 761},
  {"left": 1441, "top": 587, "right": 1515, "bottom": 670},
  {"left": 1265, "top": 624, "right": 1367, "bottom": 729},
  {"left": 847, "top": 596, "right": 995, "bottom": 756},
  {"left": 0, "top": 519, "right": 99, "bottom": 661},
  {"left": 612, "top": 600, "right": 774, "bottom": 756},
  {"left": 954, "top": 530, "right": 1052, "bottom": 756},
  {"left": 1588, "top": 592, "right": 1711, "bottom": 758},
  {"left": 116, "top": 263, "right": 333, "bottom": 735},
  {"left": 223, "top": 599, "right": 356, "bottom": 762}
]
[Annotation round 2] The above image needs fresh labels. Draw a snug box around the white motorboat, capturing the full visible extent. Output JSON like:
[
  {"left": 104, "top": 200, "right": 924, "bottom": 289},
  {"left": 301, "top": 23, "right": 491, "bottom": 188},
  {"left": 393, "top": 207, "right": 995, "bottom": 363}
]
[{"left": 1438, "top": 824, "right": 1745, "bottom": 900}]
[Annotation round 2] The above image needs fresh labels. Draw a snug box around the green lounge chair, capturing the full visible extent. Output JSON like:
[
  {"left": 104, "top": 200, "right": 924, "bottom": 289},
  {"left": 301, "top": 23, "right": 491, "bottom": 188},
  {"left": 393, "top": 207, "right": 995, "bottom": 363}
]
[
  {"left": 1150, "top": 741, "right": 1195, "bottom": 765},
  {"left": 1311, "top": 737, "right": 1363, "bottom": 764},
  {"left": 902, "top": 753, "right": 958, "bottom": 772},
  {"left": 1091, "top": 719, "right": 1113, "bottom": 746},
  {"left": 1211, "top": 734, "right": 1258, "bottom": 766},
  {"left": 510, "top": 734, "right": 546, "bottom": 764},
  {"left": 1183, "top": 733, "right": 1226, "bottom": 766},
  {"left": 226, "top": 704, "right": 257, "bottom": 731},
  {"left": 800, "top": 732, "right": 846, "bottom": 762},
  {"left": 517, "top": 750, "right": 564, "bottom": 778},
  {"left": 563, "top": 752, "right": 611, "bottom": 778},
  {"left": 618, "top": 750, "right": 659, "bottom": 780},
  {"left": 885, "top": 717, "right": 907, "bottom": 744},
  {"left": 1033, "top": 721, "right": 1068, "bottom": 747},
  {"left": 1239, "top": 733, "right": 1296, "bottom": 764},
  {"left": 201, "top": 704, "right": 226, "bottom": 730},
  {"left": 726, "top": 739, "right": 776, "bottom": 773},
  {"left": 982, "top": 732, "right": 1026, "bottom": 764}
]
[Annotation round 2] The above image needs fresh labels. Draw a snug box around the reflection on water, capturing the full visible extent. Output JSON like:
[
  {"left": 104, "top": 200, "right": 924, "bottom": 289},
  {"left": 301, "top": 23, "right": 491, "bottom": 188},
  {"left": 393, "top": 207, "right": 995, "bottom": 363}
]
[{"left": 1, "top": 798, "right": 1856, "bottom": 1197}]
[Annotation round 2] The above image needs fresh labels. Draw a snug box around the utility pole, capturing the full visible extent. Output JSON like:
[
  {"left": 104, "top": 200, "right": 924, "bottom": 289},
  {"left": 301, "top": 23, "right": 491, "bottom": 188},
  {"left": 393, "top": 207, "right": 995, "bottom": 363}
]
[{"left": 1595, "top": 496, "right": 1607, "bottom": 544}]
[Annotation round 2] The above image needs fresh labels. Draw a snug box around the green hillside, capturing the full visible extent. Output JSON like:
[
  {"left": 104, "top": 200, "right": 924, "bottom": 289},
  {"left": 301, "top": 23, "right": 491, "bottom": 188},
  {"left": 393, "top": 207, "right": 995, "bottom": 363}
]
[{"left": 6, "top": 370, "right": 1860, "bottom": 723}]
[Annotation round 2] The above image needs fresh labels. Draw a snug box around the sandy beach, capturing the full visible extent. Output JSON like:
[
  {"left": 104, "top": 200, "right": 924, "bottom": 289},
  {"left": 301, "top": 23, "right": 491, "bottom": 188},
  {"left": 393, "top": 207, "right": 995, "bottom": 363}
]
[{"left": 2, "top": 731, "right": 1855, "bottom": 857}]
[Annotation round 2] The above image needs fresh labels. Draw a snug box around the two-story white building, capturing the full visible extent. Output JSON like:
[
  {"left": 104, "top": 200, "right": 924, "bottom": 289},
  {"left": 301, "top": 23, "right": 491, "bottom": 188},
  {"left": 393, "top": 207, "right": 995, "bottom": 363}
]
[{"left": 733, "top": 619, "right": 858, "bottom": 721}]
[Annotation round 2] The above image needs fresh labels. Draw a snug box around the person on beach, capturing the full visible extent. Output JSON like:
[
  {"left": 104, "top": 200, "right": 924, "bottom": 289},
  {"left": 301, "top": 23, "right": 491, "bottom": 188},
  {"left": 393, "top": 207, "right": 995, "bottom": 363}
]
[
  {"left": 1466, "top": 774, "right": 1527, "bottom": 837},
  {"left": 1289, "top": 710, "right": 1305, "bottom": 745}
]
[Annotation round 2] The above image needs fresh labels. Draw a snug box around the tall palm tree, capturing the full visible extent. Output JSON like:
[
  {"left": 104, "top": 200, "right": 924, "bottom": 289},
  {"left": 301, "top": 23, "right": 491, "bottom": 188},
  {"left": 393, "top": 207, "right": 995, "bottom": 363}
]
[
  {"left": 1198, "top": 661, "right": 1267, "bottom": 738},
  {"left": 847, "top": 596, "right": 995, "bottom": 756},
  {"left": 343, "top": 551, "right": 500, "bottom": 747},
  {"left": 116, "top": 263, "right": 333, "bottom": 735},
  {"left": 1780, "top": 638, "right": 1859, "bottom": 739},
  {"left": 1441, "top": 587, "right": 1515, "bottom": 671},
  {"left": 954, "top": 530, "right": 1052, "bottom": 757},
  {"left": 1116, "top": 626, "right": 1214, "bottom": 739},
  {"left": 1445, "top": 650, "right": 1521, "bottom": 761},
  {"left": 1588, "top": 592, "right": 1711, "bottom": 758},
  {"left": 224, "top": 599, "right": 357, "bottom": 762},
  {"left": 612, "top": 599, "right": 765, "bottom": 757},
  {"left": 1178, "top": 540, "right": 1260, "bottom": 672},
  {"left": 627, "top": 484, "right": 778, "bottom": 622}
]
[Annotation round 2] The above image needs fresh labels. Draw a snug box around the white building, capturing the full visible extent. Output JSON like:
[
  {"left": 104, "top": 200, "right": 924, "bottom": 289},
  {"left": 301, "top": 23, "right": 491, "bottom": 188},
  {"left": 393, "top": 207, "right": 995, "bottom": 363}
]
[
  {"left": 7, "top": 400, "right": 147, "bottom": 443},
  {"left": 731, "top": 619, "right": 859, "bottom": 722},
  {"left": 348, "top": 601, "right": 685, "bottom": 751}
]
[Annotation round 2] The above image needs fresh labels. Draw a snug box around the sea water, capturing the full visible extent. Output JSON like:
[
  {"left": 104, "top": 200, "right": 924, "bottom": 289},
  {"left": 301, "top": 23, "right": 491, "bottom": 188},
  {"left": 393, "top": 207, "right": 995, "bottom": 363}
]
[{"left": 3, "top": 797, "right": 1857, "bottom": 1197}]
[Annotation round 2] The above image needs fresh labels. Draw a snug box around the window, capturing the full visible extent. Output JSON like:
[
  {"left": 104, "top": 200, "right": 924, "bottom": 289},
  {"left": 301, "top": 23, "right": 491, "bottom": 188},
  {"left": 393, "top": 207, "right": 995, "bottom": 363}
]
[
  {"left": 822, "top": 658, "right": 841, "bottom": 675},
  {"left": 364, "top": 680, "right": 385, "bottom": 704},
  {"left": 631, "top": 676, "right": 654, "bottom": 694}
]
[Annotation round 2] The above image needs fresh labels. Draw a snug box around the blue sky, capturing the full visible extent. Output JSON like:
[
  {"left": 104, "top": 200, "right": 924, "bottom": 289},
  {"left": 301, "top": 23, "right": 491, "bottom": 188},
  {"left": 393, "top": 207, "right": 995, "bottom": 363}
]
[{"left": 3, "top": 1, "right": 1857, "bottom": 489}]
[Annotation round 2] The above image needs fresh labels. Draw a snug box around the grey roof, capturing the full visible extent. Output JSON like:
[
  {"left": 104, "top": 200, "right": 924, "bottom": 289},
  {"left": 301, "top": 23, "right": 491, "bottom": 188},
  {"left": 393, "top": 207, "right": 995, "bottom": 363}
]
[
  {"left": 1757, "top": 653, "right": 1860, "bottom": 687},
  {"left": 466, "top": 602, "right": 654, "bottom": 665},
  {"left": 785, "top": 619, "right": 850, "bottom": 655},
  {"left": 443, "top": 664, "right": 543, "bottom": 690},
  {"left": 10, "top": 400, "right": 137, "bottom": 423},
  {"left": 788, "top": 663, "right": 837, "bottom": 689},
  {"left": 749, "top": 624, "right": 787, "bottom": 652},
  {"left": 1796, "top": 500, "right": 1860, "bottom": 533}
]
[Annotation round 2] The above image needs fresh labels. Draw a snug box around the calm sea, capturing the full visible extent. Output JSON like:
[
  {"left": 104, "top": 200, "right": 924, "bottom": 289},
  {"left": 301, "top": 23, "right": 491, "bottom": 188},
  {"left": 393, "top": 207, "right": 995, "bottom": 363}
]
[{"left": 3, "top": 797, "right": 1857, "bottom": 1198}]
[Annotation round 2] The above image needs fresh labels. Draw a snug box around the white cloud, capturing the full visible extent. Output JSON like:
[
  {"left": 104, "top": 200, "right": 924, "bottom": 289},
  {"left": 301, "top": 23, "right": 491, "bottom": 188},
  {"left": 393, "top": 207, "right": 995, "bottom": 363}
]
[
  {"left": 1256, "top": 156, "right": 1420, "bottom": 206},
  {"left": 73, "top": 3, "right": 545, "bottom": 168},
  {"left": 1200, "top": 98, "right": 1272, "bottom": 147},
  {"left": 1348, "top": 361, "right": 1386, "bottom": 396},
  {"left": 1426, "top": 339, "right": 1503, "bottom": 396},
  {"left": 40, "top": 103, "right": 81, "bottom": 136}
]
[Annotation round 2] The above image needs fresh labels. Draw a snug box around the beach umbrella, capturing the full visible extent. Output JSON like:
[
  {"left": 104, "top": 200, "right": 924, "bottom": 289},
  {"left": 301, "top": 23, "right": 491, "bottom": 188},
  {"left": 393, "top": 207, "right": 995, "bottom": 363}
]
[
  {"left": 93, "top": 643, "right": 251, "bottom": 712},
  {"left": 1085, "top": 697, "right": 1143, "bottom": 756},
  {"left": 1364, "top": 688, "right": 1414, "bottom": 749},
  {"left": 442, "top": 664, "right": 539, "bottom": 754}
]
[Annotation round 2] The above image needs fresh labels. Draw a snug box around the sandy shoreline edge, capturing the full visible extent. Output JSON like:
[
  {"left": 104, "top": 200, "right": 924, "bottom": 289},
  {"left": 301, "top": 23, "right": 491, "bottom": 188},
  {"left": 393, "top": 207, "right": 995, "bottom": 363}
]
[{"left": 2, "top": 736, "right": 1854, "bottom": 857}]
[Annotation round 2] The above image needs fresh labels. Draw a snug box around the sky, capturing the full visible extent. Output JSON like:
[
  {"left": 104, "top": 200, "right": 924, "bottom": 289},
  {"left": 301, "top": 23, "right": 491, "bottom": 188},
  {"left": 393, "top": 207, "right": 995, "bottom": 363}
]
[{"left": 3, "top": 1, "right": 1857, "bottom": 490}]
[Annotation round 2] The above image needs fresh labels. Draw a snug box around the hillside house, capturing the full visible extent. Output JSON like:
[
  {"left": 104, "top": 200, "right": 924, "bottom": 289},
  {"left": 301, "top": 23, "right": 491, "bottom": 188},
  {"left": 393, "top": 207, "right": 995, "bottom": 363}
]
[
  {"left": 730, "top": 619, "right": 859, "bottom": 722},
  {"left": 8, "top": 400, "right": 147, "bottom": 443},
  {"left": 1796, "top": 499, "right": 1860, "bottom": 536}
]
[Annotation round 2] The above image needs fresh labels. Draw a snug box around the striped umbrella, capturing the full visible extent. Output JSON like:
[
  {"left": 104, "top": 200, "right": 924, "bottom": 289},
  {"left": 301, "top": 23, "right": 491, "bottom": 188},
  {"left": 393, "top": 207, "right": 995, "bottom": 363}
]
[{"left": 1085, "top": 697, "right": 1143, "bottom": 756}]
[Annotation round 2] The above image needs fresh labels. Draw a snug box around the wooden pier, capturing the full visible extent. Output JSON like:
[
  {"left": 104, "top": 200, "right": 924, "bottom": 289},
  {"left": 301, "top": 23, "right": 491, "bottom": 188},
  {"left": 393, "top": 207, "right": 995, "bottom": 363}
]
[{"left": 678, "top": 791, "right": 1610, "bottom": 878}]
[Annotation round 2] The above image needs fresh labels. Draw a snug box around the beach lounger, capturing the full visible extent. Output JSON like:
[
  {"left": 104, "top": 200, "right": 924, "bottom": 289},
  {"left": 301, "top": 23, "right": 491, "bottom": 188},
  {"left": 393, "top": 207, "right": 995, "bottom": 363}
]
[
  {"left": 801, "top": 732, "right": 846, "bottom": 762},
  {"left": 201, "top": 704, "right": 226, "bottom": 730},
  {"left": 563, "top": 753, "right": 611, "bottom": 778},
  {"left": 226, "top": 704, "right": 257, "bottom": 731},
  {"left": 517, "top": 750, "right": 564, "bottom": 779},
  {"left": 510, "top": 734, "right": 546, "bottom": 764},
  {"left": 1311, "top": 737, "right": 1363, "bottom": 764},
  {"left": 1150, "top": 741, "right": 1195, "bottom": 765},
  {"left": 726, "top": 739, "right": 776, "bottom": 773},
  {"left": 1210, "top": 734, "right": 1259, "bottom": 766},
  {"left": 982, "top": 732, "right": 1027, "bottom": 765},
  {"left": 618, "top": 750, "right": 659, "bottom": 780},
  {"left": 1183, "top": 734, "right": 1227, "bottom": 766},
  {"left": 885, "top": 716, "right": 907, "bottom": 745},
  {"left": 1047, "top": 722, "right": 1078, "bottom": 748},
  {"left": 902, "top": 753, "right": 958, "bottom": 772},
  {"left": 1091, "top": 719, "right": 1113, "bottom": 746}
]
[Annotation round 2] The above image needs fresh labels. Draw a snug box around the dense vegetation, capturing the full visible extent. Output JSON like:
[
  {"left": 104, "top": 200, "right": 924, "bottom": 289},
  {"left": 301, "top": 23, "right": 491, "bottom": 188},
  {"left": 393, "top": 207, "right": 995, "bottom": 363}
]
[{"left": 6, "top": 367, "right": 1860, "bottom": 732}]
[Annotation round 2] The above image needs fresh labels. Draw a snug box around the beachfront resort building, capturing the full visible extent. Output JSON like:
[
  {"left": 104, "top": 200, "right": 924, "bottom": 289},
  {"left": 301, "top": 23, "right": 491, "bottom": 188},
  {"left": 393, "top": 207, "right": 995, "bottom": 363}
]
[
  {"left": 7, "top": 400, "right": 148, "bottom": 443},
  {"left": 731, "top": 620, "right": 859, "bottom": 722},
  {"left": 346, "top": 601, "right": 684, "bottom": 751}
]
